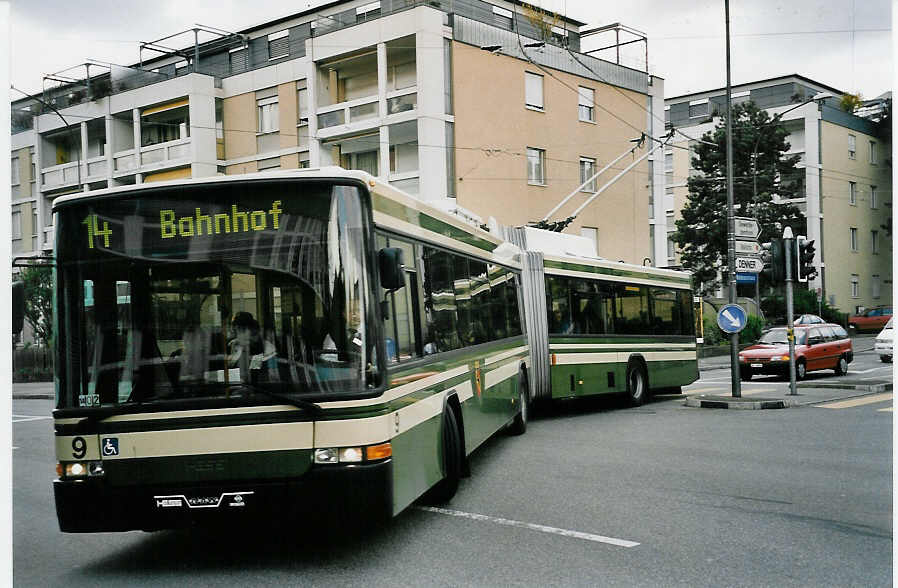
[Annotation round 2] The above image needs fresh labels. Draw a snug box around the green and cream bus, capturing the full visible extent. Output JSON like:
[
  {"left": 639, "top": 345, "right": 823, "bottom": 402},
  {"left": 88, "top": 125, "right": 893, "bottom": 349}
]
[
  {"left": 49, "top": 168, "right": 529, "bottom": 532},
  {"left": 509, "top": 227, "right": 698, "bottom": 406}
]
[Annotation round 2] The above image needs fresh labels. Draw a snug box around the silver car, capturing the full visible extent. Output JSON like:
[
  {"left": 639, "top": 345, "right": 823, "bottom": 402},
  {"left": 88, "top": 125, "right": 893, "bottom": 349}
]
[{"left": 875, "top": 318, "right": 893, "bottom": 363}]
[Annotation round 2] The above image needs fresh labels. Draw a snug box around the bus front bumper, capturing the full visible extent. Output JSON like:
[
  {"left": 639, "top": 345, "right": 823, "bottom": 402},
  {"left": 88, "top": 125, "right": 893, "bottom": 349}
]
[{"left": 53, "top": 459, "right": 393, "bottom": 532}]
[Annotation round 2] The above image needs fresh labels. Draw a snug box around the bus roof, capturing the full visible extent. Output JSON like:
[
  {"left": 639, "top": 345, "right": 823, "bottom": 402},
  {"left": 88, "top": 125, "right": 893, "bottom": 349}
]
[
  {"left": 542, "top": 253, "right": 693, "bottom": 289},
  {"left": 52, "top": 167, "right": 520, "bottom": 268}
]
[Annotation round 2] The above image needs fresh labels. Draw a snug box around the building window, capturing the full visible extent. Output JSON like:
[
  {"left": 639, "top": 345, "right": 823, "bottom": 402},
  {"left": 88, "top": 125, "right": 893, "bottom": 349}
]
[
  {"left": 579, "top": 157, "right": 596, "bottom": 192},
  {"left": 870, "top": 185, "right": 877, "bottom": 209},
  {"left": 11, "top": 157, "right": 19, "bottom": 185},
  {"left": 871, "top": 230, "right": 879, "bottom": 254},
  {"left": 229, "top": 47, "right": 248, "bottom": 73},
  {"left": 688, "top": 101, "right": 709, "bottom": 118},
  {"left": 11, "top": 211, "right": 21, "bottom": 239},
  {"left": 850, "top": 274, "right": 859, "bottom": 298},
  {"left": 580, "top": 227, "right": 598, "bottom": 253},
  {"left": 257, "top": 157, "right": 280, "bottom": 171},
  {"left": 578, "top": 87, "right": 595, "bottom": 122},
  {"left": 527, "top": 147, "right": 546, "bottom": 185},
  {"left": 525, "top": 72, "right": 544, "bottom": 110},
  {"left": 848, "top": 134, "right": 856, "bottom": 159},
  {"left": 667, "top": 232, "right": 676, "bottom": 260},
  {"left": 257, "top": 94, "right": 279, "bottom": 133},
  {"left": 872, "top": 275, "right": 881, "bottom": 299},
  {"left": 268, "top": 30, "right": 289, "bottom": 60},
  {"left": 869, "top": 140, "right": 877, "bottom": 164},
  {"left": 849, "top": 181, "right": 856, "bottom": 205},
  {"left": 297, "top": 80, "right": 309, "bottom": 125},
  {"left": 356, "top": 1, "right": 381, "bottom": 22},
  {"left": 32, "top": 209, "right": 38, "bottom": 237},
  {"left": 492, "top": 5, "right": 513, "bottom": 30},
  {"left": 850, "top": 227, "right": 858, "bottom": 251}
]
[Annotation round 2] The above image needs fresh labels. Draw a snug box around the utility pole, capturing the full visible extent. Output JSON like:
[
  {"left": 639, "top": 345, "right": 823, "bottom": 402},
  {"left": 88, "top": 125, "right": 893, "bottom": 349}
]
[
  {"left": 783, "top": 226, "right": 797, "bottom": 396},
  {"left": 724, "top": 0, "right": 740, "bottom": 397}
]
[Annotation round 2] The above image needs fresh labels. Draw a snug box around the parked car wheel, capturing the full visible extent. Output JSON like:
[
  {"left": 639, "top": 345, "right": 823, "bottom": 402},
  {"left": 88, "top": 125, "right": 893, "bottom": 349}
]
[{"left": 834, "top": 355, "right": 848, "bottom": 376}]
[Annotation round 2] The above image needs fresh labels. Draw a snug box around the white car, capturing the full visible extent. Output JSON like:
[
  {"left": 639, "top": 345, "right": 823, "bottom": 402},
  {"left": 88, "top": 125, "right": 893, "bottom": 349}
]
[{"left": 874, "top": 318, "right": 893, "bottom": 363}]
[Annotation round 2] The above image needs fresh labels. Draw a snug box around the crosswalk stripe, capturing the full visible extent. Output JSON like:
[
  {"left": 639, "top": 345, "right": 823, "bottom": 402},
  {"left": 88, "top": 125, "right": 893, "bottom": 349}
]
[
  {"left": 877, "top": 407, "right": 893, "bottom": 413},
  {"left": 819, "top": 393, "right": 893, "bottom": 409}
]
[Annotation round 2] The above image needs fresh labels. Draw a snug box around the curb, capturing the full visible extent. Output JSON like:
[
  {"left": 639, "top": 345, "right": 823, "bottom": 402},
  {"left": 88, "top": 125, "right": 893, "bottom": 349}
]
[
  {"left": 796, "top": 381, "right": 892, "bottom": 393},
  {"left": 684, "top": 395, "right": 790, "bottom": 410},
  {"left": 13, "top": 394, "right": 54, "bottom": 400}
]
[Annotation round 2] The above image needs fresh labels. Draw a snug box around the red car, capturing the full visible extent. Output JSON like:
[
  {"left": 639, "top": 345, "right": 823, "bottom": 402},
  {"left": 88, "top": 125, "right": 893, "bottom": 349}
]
[
  {"left": 738, "top": 324, "right": 853, "bottom": 381},
  {"left": 849, "top": 306, "right": 892, "bottom": 332}
]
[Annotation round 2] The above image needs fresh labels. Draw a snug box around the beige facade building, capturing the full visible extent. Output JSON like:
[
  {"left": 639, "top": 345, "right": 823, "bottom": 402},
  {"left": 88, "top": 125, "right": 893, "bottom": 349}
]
[
  {"left": 664, "top": 75, "right": 891, "bottom": 315},
  {"left": 11, "top": 0, "right": 666, "bottom": 295}
]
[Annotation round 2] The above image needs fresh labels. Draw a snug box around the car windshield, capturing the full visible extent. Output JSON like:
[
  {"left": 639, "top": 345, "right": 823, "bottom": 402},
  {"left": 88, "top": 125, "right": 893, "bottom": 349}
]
[
  {"left": 758, "top": 328, "right": 807, "bottom": 345},
  {"left": 54, "top": 180, "right": 380, "bottom": 410}
]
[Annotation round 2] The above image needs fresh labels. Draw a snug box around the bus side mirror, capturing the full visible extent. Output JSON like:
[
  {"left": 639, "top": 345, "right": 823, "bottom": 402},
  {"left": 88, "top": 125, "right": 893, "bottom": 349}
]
[
  {"left": 12, "top": 281, "right": 24, "bottom": 335},
  {"left": 378, "top": 247, "right": 405, "bottom": 290}
]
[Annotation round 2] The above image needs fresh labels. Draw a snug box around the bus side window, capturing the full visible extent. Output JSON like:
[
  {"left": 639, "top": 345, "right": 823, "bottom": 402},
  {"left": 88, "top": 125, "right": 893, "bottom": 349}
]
[
  {"left": 546, "top": 276, "right": 571, "bottom": 335},
  {"left": 506, "top": 273, "right": 523, "bottom": 337},
  {"left": 468, "top": 259, "right": 490, "bottom": 345},
  {"left": 378, "top": 234, "right": 419, "bottom": 364},
  {"left": 487, "top": 265, "right": 508, "bottom": 340},
  {"left": 422, "top": 246, "right": 459, "bottom": 353}
]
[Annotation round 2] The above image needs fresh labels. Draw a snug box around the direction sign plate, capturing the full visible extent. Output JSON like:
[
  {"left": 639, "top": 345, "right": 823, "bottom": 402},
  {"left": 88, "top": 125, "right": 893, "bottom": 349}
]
[
  {"left": 717, "top": 303, "right": 747, "bottom": 334},
  {"left": 735, "top": 272, "right": 758, "bottom": 284},
  {"left": 735, "top": 256, "right": 763, "bottom": 273},
  {"left": 734, "top": 217, "right": 760, "bottom": 240},
  {"left": 735, "top": 240, "right": 760, "bottom": 254}
]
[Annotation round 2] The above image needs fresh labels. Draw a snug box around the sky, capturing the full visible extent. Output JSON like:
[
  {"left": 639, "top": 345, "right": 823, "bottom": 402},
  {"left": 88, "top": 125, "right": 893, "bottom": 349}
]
[{"left": 3, "top": 0, "right": 894, "bottom": 101}]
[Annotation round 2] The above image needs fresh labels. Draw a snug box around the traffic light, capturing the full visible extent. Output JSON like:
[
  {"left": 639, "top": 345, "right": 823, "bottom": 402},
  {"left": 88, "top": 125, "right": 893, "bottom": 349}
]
[
  {"left": 796, "top": 236, "right": 817, "bottom": 282},
  {"left": 760, "top": 239, "right": 784, "bottom": 282}
]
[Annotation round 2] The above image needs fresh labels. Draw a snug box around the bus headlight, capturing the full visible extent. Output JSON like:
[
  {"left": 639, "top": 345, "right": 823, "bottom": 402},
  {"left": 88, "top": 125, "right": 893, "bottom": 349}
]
[
  {"left": 61, "top": 461, "right": 106, "bottom": 478},
  {"left": 314, "top": 442, "right": 392, "bottom": 464}
]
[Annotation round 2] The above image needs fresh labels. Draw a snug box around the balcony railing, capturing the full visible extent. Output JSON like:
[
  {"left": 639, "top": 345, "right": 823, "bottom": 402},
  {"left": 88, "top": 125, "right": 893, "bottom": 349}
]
[
  {"left": 40, "top": 161, "right": 81, "bottom": 190},
  {"left": 317, "top": 95, "right": 380, "bottom": 131}
]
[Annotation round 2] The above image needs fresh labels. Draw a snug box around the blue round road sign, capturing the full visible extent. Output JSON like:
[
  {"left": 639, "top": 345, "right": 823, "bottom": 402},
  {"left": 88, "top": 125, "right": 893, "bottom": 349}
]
[{"left": 717, "top": 304, "right": 748, "bottom": 334}]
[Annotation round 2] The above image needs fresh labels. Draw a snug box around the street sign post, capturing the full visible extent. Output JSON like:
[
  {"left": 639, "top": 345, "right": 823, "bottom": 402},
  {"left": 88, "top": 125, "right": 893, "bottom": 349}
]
[
  {"left": 717, "top": 303, "right": 747, "bottom": 334},
  {"left": 734, "top": 256, "right": 763, "bottom": 273},
  {"left": 735, "top": 240, "right": 761, "bottom": 255},
  {"left": 734, "top": 217, "right": 760, "bottom": 240}
]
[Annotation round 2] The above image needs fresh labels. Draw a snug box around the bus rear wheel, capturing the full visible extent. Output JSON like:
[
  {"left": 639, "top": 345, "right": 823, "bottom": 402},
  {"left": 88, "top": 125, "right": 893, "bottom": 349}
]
[
  {"left": 626, "top": 364, "right": 648, "bottom": 407},
  {"left": 424, "top": 407, "right": 462, "bottom": 504},
  {"left": 508, "top": 370, "right": 529, "bottom": 436}
]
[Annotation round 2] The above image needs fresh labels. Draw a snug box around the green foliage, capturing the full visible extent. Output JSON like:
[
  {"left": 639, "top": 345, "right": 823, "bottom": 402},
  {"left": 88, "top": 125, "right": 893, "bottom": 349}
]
[
  {"left": 702, "top": 313, "right": 725, "bottom": 345},
  {"left": 839, "top": 92, "right": 863, "bottom": 113},
  {"left": 18, "top": 260, "right": 54, "bottom": 346},
  {"left": 760, "top": 287, "right": 846, "bottom": 326},
  {"left": 742, "top": 314, "right": 766, "bottom": 343},
  {"left": 671, "top": 102, "right": 806, "bottom": 296}
]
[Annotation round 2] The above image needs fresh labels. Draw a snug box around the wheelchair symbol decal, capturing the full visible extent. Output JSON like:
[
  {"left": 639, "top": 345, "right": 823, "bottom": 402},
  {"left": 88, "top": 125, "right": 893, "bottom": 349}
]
[{"left": 102, "top": 438, "right": 119, "bottom": 456}]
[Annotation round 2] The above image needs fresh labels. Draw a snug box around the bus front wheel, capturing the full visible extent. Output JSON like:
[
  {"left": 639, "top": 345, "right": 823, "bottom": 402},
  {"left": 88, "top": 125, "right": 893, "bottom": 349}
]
[{"left": 424, "top": 407, "right": 462, "bottom": 504}]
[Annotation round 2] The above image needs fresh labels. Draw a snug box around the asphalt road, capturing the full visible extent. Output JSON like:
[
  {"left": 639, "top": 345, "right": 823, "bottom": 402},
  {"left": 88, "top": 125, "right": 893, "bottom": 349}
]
[{"left": 11, "top": 356, "right": 893, "bottom": 587}]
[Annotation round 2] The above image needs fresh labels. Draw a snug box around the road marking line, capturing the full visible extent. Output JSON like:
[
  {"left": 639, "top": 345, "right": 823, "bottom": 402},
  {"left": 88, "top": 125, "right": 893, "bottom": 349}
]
[
  {"left": 849, "top": 367, "right": 893, "bottom": 374},
  {"left": 819, "top": 393, "right": 893, "bottom": 409},
  {"left": 739, "top": 388, "right": 776, "bottom": 396},
  {"left": 685, "top": 388, "right": 725, "bottom": 394},
  {"left": 416, "top": 506, "right": 640, "bottom": 548},
  {"left": 877, "top": 407, "right": 893, "bottom": 413},
  {"left": 12, "top": 415, "right": 52, "bottom": 423}
]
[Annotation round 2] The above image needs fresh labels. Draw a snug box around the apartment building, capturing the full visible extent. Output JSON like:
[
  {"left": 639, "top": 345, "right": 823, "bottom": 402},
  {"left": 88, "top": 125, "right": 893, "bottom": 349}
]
[
  {"left": 664, "top": 75, "right": 891, "bottom": 314},
  {"left": 10, "top": 0, "right": 665, "bottom": 273}
]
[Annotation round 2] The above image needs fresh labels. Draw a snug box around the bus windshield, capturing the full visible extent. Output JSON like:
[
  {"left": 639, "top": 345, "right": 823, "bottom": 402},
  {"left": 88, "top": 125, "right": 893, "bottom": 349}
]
[{"left": 55, "top": 180, "right": 379, "bottom": 409}]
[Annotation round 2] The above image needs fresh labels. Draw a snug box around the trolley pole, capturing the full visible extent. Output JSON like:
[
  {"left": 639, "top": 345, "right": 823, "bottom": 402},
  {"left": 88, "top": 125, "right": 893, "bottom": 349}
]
[{"left": 784, "top": 227, "right": 797, "bottom": 396}]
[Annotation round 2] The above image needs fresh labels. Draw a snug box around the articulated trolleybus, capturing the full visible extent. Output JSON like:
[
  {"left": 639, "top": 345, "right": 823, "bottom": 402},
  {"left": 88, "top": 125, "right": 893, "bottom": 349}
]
[
  {"left": 509, "top": 227, "right": 699, "bottom": 407},
  {"left": 51, "top": 168, "right": 529, "bottom": 532}
]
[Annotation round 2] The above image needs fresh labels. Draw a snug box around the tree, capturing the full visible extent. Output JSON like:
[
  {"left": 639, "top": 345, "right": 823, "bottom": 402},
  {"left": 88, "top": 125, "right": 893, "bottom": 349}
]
[
  {"left": 18, "top": 262, "right": 54, "bottom": 346},
  {"left": 671, "top": 102, "right": 806, "bottom": 296},
  {"left": 839, "top": 92, "right": 863, "bottom": 113}
]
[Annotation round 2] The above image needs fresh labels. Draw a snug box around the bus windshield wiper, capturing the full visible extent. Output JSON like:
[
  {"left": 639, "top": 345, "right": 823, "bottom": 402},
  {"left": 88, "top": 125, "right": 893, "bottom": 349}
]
[{"left": 229, "top": 383, "right": 322, "bottom": 414}]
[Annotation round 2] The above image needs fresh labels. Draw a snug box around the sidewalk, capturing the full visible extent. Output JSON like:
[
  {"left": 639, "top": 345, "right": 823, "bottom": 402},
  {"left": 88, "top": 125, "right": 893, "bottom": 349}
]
[{"left": 12, "top": 382, "right": 54, "bottom": 400}]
